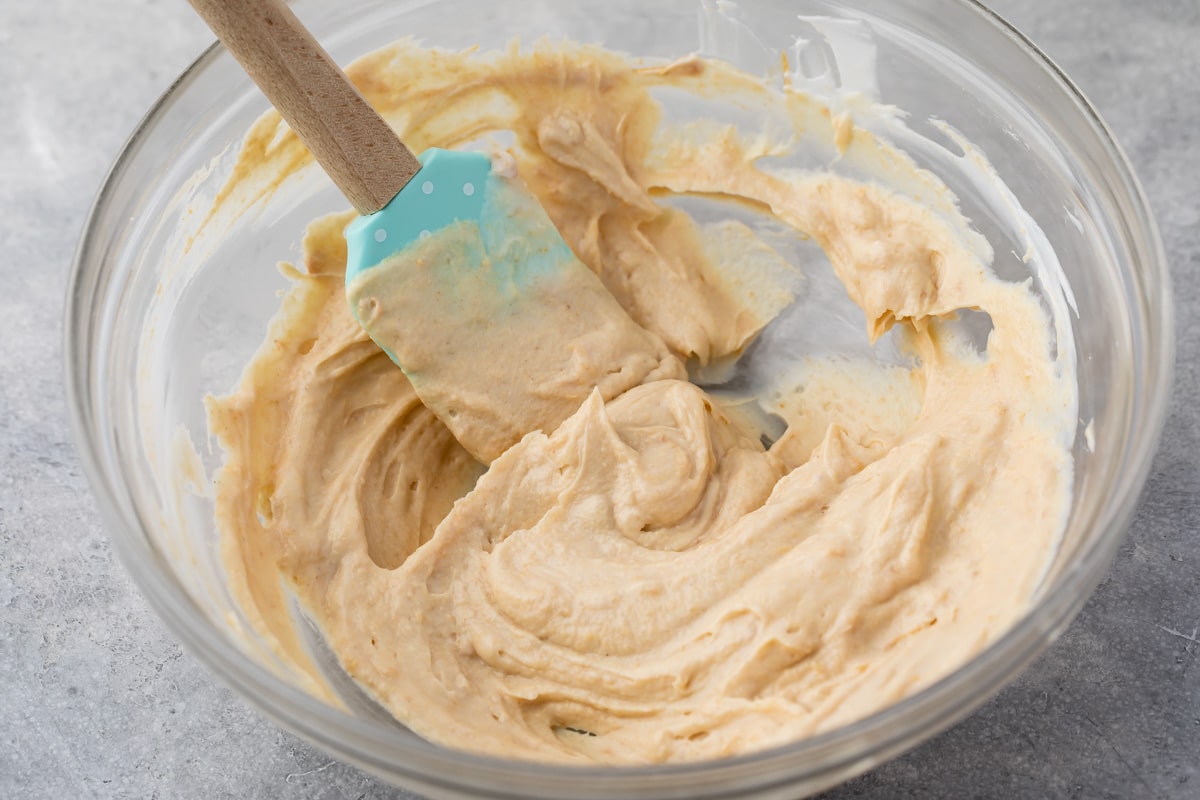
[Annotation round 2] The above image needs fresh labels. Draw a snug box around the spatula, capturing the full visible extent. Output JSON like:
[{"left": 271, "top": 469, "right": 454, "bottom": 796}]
[{"left": 186, "top": 0, "right": 682, "bottom": 463}]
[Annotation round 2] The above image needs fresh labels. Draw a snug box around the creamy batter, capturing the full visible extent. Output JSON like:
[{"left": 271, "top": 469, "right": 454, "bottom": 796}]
[{"left": 206, "top": 41, "right": 1074, "bottom": 764}]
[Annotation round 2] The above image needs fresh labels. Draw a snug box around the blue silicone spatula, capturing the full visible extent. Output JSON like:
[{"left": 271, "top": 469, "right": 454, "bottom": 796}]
[{"left": 188, "top": 0, "right": 676, "bottom": 462}]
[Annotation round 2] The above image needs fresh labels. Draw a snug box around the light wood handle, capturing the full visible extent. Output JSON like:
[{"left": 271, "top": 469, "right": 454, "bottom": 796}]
[{"left": 187, "top": 0, "right": 421, "bottom": 214}]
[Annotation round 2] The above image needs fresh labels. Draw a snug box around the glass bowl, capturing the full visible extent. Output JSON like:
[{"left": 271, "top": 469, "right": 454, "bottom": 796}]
[{"left": 65, "top": 0, "right": 1172, "bottom": 797}]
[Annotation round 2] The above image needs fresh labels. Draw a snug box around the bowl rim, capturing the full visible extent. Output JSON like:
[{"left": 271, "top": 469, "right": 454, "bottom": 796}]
[{"left": 64, "top": 0, "right": 1174, "bottom": 796}]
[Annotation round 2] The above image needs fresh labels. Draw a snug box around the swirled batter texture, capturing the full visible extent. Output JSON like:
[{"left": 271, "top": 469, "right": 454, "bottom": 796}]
[{"left": 207, "top": 42, "right": 1074, "bottom": 763}]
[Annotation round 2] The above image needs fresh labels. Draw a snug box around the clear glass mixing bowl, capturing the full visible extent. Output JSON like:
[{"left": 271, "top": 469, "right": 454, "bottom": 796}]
[{"left": 65, "top": 0, "right": 1172, "bottom": 797}]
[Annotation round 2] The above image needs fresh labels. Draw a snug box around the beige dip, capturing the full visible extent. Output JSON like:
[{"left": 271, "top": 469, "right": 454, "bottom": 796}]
[{"left": 206, "top": 41, "right": 1074, "bottom": 764}]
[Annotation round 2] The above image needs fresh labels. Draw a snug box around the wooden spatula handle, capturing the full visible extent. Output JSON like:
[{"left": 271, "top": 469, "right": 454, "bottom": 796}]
[{"left": 187, "top": 0, "right": 421, "bottom": 214}]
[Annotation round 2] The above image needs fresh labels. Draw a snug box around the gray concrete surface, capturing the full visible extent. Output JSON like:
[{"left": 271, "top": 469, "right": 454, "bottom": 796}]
[{"left": 1, "top": 0, "right": 1196, "bottom": 797}]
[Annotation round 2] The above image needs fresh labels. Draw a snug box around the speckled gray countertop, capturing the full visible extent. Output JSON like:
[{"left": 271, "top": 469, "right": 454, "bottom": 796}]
[{"left": 1, "top": 0, "right": 1196, "bottom": 797}]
